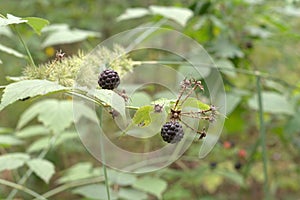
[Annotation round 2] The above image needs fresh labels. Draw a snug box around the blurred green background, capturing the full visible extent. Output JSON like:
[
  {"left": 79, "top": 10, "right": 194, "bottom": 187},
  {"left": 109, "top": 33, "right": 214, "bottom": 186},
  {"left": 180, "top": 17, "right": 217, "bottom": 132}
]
[{"left": 1, "top": 0, "right": 300, "bottom": 199}]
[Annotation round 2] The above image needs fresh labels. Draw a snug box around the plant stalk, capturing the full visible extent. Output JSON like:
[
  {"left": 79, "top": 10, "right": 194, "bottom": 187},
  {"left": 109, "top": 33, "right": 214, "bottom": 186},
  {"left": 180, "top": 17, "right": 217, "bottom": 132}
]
[
  {"left": 132, "top": 60, "right": 300, "bottom": 91},
  {"left": 12, "top": 25, "right": 36, "bottom": 67},
  {"left": 97, "top": 107, "right": 111, "bottom": 200},
  {"left": 0, "top": 178, "right": 47, "bottom": 200},
  {"left": 256, "top": 75, "right": 270, "bottom": 200},
  {"left": 32, "top": 176, "right": 105, "bottom": 200}
]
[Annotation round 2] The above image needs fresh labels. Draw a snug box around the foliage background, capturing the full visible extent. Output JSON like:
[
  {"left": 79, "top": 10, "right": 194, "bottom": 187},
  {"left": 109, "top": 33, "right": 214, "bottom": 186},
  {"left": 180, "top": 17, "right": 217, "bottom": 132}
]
[{"left": 0, "top": 0, "right": 300, "bottom": 199}]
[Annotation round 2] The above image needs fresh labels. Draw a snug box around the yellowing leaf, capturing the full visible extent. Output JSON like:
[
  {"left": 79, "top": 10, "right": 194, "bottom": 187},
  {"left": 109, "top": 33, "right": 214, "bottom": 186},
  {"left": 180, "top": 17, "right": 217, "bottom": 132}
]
[{"left": 132, "top": 105, "right": 154, "bottom": 126}]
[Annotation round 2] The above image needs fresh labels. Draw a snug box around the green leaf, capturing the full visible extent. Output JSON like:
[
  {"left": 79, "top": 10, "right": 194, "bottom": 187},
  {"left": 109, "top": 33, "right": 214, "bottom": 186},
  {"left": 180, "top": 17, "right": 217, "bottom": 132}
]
[
  {"left": 276, "top": 6, "right": 300, "bottom": 17},
  {"left": 178, "top": 65, "right": 210, "bottom": 79},
  {"left": 23, "top": 17, "right": 49, "bottom": 35},
  {"left": 73, "top": 101, "right": 98, "bottom": 123},
  {"left": 0, "top": 14, "right": 27, "bottom": 26},
  {"left": 117, "top": 8, "right": 150, "bottom": 21},
  {"left": 163, "top": 183, "right": 192, "bottom": 199},
  {"left": 246, "top": 26, "right": 272, "bottom": 38},
  {"left": 118, "top": 188, "right": 148, "bottom": 200},
  {"left": 133, "top": 176, "right": 167, "bottom": 199},
  {"left": 0, "top": 80, "right": 68, "bottom": 112},
  {"left": 0, "top": 135, "right": 24, "bottom": 146},
  {"left": 216, "top": 170, "right": 244, "bottom": 186},
  {"left": 107, "top": 169, "right": 137, "bottom": 186},
  {"left": 27, "top": 137, "right": 50, "bottom": 153},
  {"left": 17, "top": 99, "right": 74, "bottom": 134},
  {"left": 183, "top": 97, "right": 210, "bottom": 110},
  {"left": 248, "top": 92, "right": 294, "bottom": 115},
  {"left": 0, "top": 44, "right": 25, "bottom": 58},
  {"left": 57, "top": 162, "right": 101, "bottom": 184},
  {"left": 15, "top": 125, "right": 50, "bottom": 138},
  {"left": 0, "top": 153, "right": 30, "bottom": 172},
  {"left": 27, "top": 131, "right": 77, "bottom": 153},
  {"left": 215, "top": 59, "right": 236, "bottom": 77},
  {"left": 286, "top": 111, "right": 300, "bottom": 134},
  {"left": 149, "top": 6, "right": 193, "bottom": 26},
  {"left": 226, "top": 93, "right": 241, "bottom": 115},
  {"left": 0, "top": 26, "right": 13, "bottom": 37},
  {"left": 132, "top": 105, "right": 153, "bottom": 126},
  {"left": 26, "top": 158, "right": 55, "bottom": 184},
  {"left": 202, "top": 173, "right": 223, "bottom": 193},
  {"left": 42, "top": 28, "right": 100, "bottom": 48},
  {"left": 41, "top": 23, "right": 69, "bottom": 33},
  {"left": 210, "top": 37, "right": 244, "bottom": 58},
  {"left": 130, "top": 92, "right": 152, "bottom": 107},
  {"left": 72, "top": 184, "right": 118, "bottom": 200},
  {"left": 0, "top": 127, "right": 13, "bottom": 134},
  {"left": 91, "top": 89, "right": 126, "bottom": 118}
]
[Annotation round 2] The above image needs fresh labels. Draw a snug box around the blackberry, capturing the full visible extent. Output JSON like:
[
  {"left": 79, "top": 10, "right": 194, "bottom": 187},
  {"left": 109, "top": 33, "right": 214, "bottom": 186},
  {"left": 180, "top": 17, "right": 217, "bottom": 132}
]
[
  {"left": 98, "top": 69, "right": 120, "bottom": 90},
  {"left": 161, "top": 121, "right": 184, "bottom": 143},
  {"left": 209, "top": 162, "right": 218, "bottom": 169},
  {"left": 234, "top": 162, "right": 242, "bottom": 170}
]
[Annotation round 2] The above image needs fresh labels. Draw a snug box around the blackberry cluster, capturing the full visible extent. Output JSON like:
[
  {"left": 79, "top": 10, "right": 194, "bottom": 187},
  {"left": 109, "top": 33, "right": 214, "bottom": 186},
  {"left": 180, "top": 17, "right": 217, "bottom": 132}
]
[
  {"left": 161, "top": 121, "right": 184, "bottom": 144},
  {"left": 98, "top": 69, "right": 120, "bottom": 90}
]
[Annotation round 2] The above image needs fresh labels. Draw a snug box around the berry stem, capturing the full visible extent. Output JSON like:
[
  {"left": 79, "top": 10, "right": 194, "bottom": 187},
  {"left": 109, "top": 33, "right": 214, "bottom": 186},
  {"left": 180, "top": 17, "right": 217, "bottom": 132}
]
[
  {"left": 179, "top": 82, "right": 203, "bottom": 108},
  {"left": 174, "top": 84, "right": 187, "bottom": 110},
  {"left": 180, "top": 113, "right": 211, "bottom": 120},
  {"left": 179, "top": 119, "right": 206, "bottom": 139},
  {"left": 180, "top": 108, "right": 212, "bottom": 115}
]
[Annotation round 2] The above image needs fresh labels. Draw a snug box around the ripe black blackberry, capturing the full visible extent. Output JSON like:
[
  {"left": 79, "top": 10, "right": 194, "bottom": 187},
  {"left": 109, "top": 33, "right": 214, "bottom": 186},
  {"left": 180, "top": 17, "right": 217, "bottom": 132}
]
[
  {"left": 98, "top": 69, "right": 120, "bottom": 90},
  {"left": 209, "top": 162, "right": 218, "bottom": 169},
  {"left": 161, "top": 121, "right": 184, "bottom": 144},
  {"left": 234, "top": 162, "right": 242, "bottom": 170}
]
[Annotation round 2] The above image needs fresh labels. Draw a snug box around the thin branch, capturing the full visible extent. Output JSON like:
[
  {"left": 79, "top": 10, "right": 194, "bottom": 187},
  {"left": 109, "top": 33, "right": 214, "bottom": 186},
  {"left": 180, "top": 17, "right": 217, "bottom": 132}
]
[
  {"left": 0, "top": 178, "right": 47, "bottom": 200},
  {"left": 7, "top": 135, "right": 58, "bottom": 199},
  {"left": 132, "top": 60, "right": 300, "bottom": 91},
  {"left": 32, "top": 177, "right": 105, "bottom": 200},
  {"left": 11, "top": 25, "right": 36, "bottom": 67},
  {"left": 256, "top": 76, "right": 270, "bottom": 200}
]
